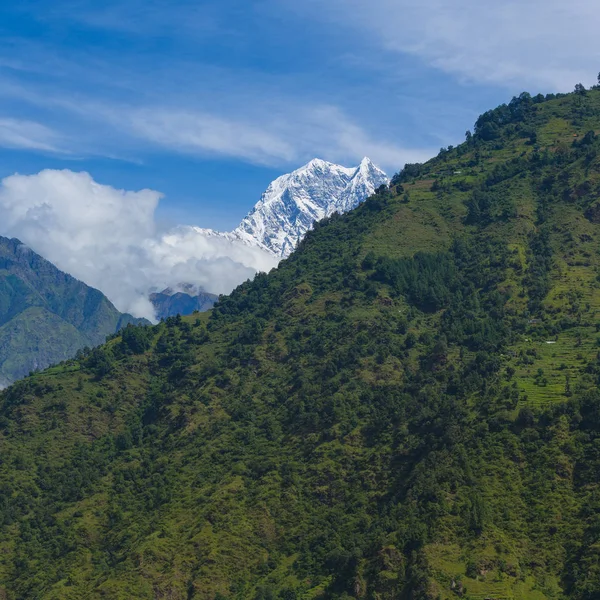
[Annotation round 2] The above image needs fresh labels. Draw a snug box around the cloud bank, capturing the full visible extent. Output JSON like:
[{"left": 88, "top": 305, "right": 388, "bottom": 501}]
[{"left": 0, "top": 169, "right": 278, "bottom": 320}]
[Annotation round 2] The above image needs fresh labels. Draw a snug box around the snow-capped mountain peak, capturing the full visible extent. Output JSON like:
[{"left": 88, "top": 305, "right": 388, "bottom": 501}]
[
  {"left": 232, "top": 157, "right": 388, "bottom": 257},
  {"left": 146, "top": 157, "right": 388, "bottom": 310}
]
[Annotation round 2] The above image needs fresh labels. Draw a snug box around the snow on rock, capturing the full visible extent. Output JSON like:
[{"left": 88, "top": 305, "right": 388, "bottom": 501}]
[{"left": 226, "top": 157, "right": 388, "bottom": 257}]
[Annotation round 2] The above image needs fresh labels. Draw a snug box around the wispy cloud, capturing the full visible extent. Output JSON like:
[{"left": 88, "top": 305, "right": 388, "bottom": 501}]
[
  {"left": 119, "top": 104, "right": 430, "bottom": 170},
  {"left": 1, "top": 0, "right": 597, "bottom": 179},
  {"left": 0, "top": 68, "right": 432, "bottom": 171},
  {"left": 36, "top": 0, "right": 228, "bottom": 37},
  {"left": 0, "top": 3, "right": 435, "bottom": 173},
  {"left": 126, "top": 109, "right": 297, "bottom": 165},
  {"left": 289, "top": 0, "right": 600, "bottom": 90},
  {"left": 0, "top": 118, "right": 65, "bottom": 152}
]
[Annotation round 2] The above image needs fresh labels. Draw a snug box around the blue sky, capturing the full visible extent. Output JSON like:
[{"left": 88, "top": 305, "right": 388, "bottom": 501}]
[{"left": 0, "top": 0, "right": 599, "bottom": 230}]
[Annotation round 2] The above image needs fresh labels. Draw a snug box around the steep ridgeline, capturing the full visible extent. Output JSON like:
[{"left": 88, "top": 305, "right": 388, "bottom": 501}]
[
  {"left": 150, "top": 286, "right": 218, "bottom": 320},
  {"left": 5, "top": 89, "right": 600, "bottom": 599},
  {"left": 0, "top": 236, "right": 144, "bottom": 384},
  {"left": 195, "top": 157, "right": 388, "bottom": 258}
]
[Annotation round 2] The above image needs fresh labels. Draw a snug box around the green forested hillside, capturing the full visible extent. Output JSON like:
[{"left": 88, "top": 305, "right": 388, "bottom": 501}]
[
  {"left": 2, "top": 88, "right": 600, "bottom": 599},
  {"left": 0, "top": 237, "right": 144, "bottom": 385}
]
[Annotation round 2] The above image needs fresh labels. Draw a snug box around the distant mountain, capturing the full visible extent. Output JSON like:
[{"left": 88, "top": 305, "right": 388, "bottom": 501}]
[
  {"left": 0, "top": 236, "right": 145, "bottom": 384},
  {"left": 150, "top": 285, "right": 218, "bottom": 319},
  {"left": 233, "top": 157, "right": 389, "bottom": 256},
  {"left": 161, "top": 158, "right": 387, "bottom": 308},
  {"left": 193, "top": 157, "right": 388, "bottom": 258}
]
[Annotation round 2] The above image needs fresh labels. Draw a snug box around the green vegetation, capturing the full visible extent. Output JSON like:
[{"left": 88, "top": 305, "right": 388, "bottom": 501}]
[
  {"left": 3, "top": 88, "right": 600, "bottom": 598},
  {"left": 0, "top": 237, "right": 145, "bottom": 384}
]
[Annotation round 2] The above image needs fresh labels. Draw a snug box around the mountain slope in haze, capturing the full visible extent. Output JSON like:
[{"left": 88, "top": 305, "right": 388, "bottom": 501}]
[
  {"left": 150, "top": 286, "right": 218, "bottom": 319},
  {"left": 0, "top": 236, "right": 145, "bottom": 384},
  {"left": 3, "top": 88, "right": 600, "bottom": 599}
]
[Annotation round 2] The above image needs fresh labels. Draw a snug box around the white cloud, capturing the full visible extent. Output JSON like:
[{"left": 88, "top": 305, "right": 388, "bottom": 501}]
[
  {"left": 127, "top": 109, "right": 297, "bottom": 165},
  {"left": 0, "top": 169, "right": 278, "bottom": 320},
  {"left": 292, "top": 0, "right": 600, "bottom": 90},
  {"left": 291, "top": 106, "right": 433, "bottom": 170},
  {"left": 0, "top": 82, "right": 428, "bottom": 172},
  {"left": 0, "top": 23, "right": 435, "bottom": 172},
  {"left": 0, "top": 118, "right": 64, "bottom": 152},
  {"left": 120, "top": 103, "right": 428, "bottom": 171}
]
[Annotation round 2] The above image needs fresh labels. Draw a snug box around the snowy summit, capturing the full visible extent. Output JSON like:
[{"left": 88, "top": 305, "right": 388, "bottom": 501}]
[{"left": 230, "top": 157, "right": 388, "bottom": 257}]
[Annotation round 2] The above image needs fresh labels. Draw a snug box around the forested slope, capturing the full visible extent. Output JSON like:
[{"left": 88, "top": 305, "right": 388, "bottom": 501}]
[
  {"left": 0, "top": 237, "right": 145, "bottom": 384},
  {"left": 2, "top": 88, "right": 600, "bottom": 599}
]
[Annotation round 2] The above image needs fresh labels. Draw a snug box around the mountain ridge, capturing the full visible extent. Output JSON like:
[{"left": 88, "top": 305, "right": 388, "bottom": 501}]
[{"left": 0, "top": 235, "right": 146, "bottom": 384}]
